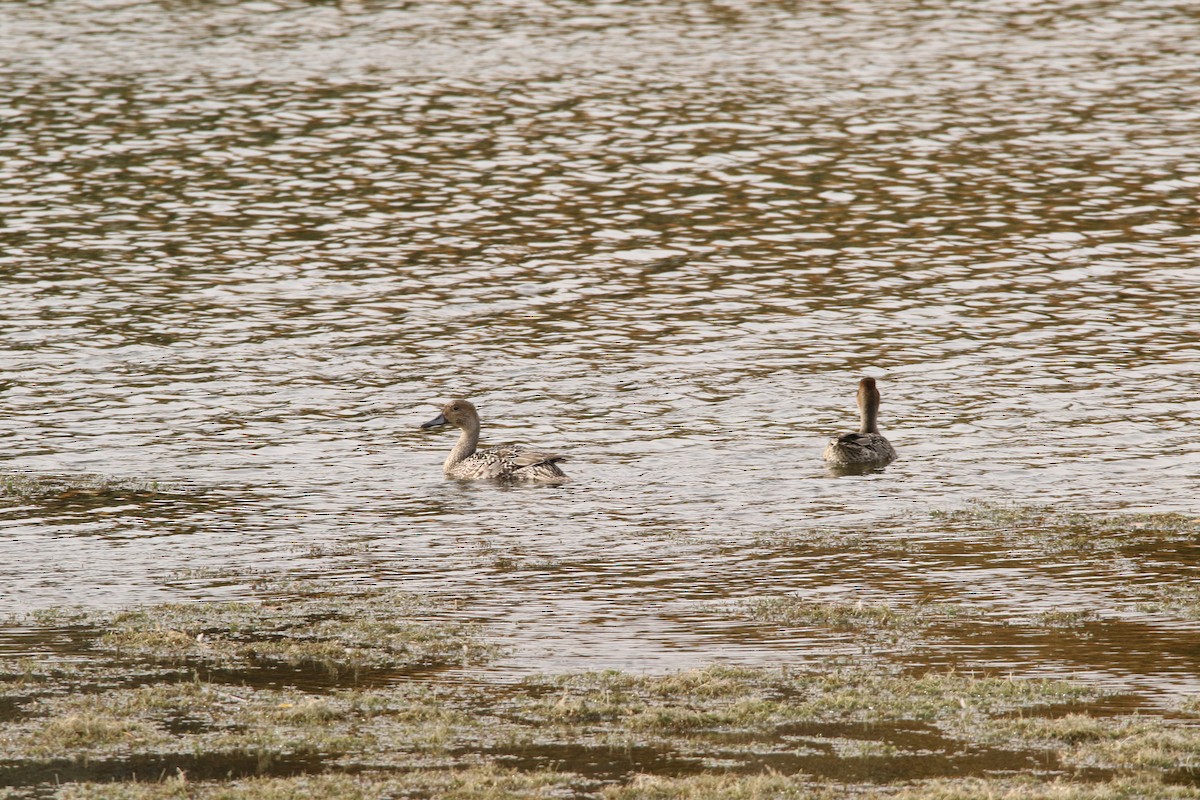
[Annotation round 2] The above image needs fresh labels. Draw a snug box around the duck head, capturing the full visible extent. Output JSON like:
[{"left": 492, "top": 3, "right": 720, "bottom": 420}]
[{"left": 421, "top": 398, "right": 480, "bottom": 430}]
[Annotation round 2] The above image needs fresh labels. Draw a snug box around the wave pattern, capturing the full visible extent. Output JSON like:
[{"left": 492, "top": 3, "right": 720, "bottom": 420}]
[{"left": 1, "top": 0, "right": 1199, "bottom": 692}]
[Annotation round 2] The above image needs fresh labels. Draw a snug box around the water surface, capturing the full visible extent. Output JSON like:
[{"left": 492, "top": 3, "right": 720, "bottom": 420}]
[{"left": 2, "top": 0, "right": 1199, "bottom": 699}]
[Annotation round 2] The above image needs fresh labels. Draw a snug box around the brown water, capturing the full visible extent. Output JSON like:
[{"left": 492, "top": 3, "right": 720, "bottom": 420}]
[{"left": 2, "top": 0, "right": 1199, "bottom": 698}]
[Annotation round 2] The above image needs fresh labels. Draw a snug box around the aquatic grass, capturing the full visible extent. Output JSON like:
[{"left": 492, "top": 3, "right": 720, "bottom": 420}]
[
  {"left": 603, "top": 774, "right": 1200, "bottom": 799},
  {"left": 749, "top": 528, "right": 916, "bottom": 553},
  {"left": 292, "top": 541, "right": 375, "bottom": 558},
  {"left": 25, "top": 664, "right": 1090, "bottom": 775},
  {"left": 2, "top": 681, "right": 365, "bottom": 761},
  {"left": 522, "top": 665, "right": 1101, "bottom": 734},
  {"left": 33, "top": 773, "right": 1200, "bottom": 800},
  {"left": 797, "top": 669, "right": 1100, "bottom": 725},
  {"left": 2, "top": 596, "right": 1186, "bottom": 799},
  {"left": 989, "top": 713, "right": 1117, "bottom": 745},
  {"left": 2, "top": 682, "right": 183, "bottom": 759},
  {"left": 1032, "top": 609, "right": 1100, "bottom": 628},
  {"left": 52, "top": 766, "right": 590, "bottom": 799},
  {"left": 1136, "top": 584, "right": 1200, "bottom": 620},
  {"left": 0, "top": 657, "right": 72, "bottom": 687},
  {"left": 0, "top": 473, "right": 174, "bottom": 502},
  {"left": 730, "top": 596, "right": 983, "bottom": 633},
  {"left": 983, "top": 712, "right": 1200, "bottom": 772},
  {"left": 0, "top": 659, "right": 1158, "bottom": 798},
  {"left": 930, "top": 503, "right": 1199, "bottom": 533},
  {"left": 548, "top": 665, "right": 769, "bottom": 699},
  {"left": 888, "top": 776, "right": 1200, "bottom": 800},
  {"left": 0, "top": 656, "right": 184, "bottom": 711},
  {"left": 602, "top": 773, "right": 846, "bottom": 799},
  {"left": 930, "top": 503, "right": 1199, "bottom": 552},
  {"left": 1047, "top": 720, "right": 1200, "bottom": 772},
  {"left": 36, "top": 713, "right": 164, "bottom": 753},
  {"left": 167, "top": 566, "right": 272, "bottom": 582},
  {"left": 95, "top": 582, "right": 496, "bottom": 676},
  {"left": 26, "top": 607, "right": 103, "bottom": 627}
]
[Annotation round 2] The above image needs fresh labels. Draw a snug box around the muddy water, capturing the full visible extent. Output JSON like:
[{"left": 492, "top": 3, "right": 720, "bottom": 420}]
[{"left": 2, "top": 1, "right": 1199, "bottom": 697}]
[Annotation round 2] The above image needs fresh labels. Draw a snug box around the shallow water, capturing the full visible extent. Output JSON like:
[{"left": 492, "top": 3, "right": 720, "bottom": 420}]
[{"left": 2, "top": 0, "right": 1199, "bottom": 699}]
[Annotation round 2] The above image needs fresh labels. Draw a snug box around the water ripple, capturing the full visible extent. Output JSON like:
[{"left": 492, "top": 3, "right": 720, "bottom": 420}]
[{"left": 1, "top": 0, "right": 1199, "bottom": 693}]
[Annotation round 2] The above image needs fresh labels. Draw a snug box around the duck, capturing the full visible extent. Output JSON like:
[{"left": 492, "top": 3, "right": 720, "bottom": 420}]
[
  {"left": 823, "top": 377, "right": 897, "bottom": 467},
  {"left": 420, "top": 398, "right": 568, "bottom": 482}
]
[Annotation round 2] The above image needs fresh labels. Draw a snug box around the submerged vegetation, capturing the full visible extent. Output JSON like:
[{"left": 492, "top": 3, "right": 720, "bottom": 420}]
[
  {"left": 1, "top": 473, "right": 170, "bottom": 500},
  {"left": 94, "top": 582, "right": 495, "bottom": 678},
  {"left": 1138, "top": 584, "right": 1200, "bottom": 620},
  {"left": 929, "top": 502, "right": 1199, "bottom": 551},
  {"left": 730, "top": 596, "right": 985, "bottom": 635},
  {"left": 4, "top": 507, "right": 1199, "bottom": 798}
]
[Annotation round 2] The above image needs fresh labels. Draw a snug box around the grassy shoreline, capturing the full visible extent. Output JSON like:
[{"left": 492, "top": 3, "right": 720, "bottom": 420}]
[
  {"left": 4, "top": 506, "right": 1199, "bottom": 798},
  {"left": 4, "top": 584, "right": 1200, "bottom": 798}
]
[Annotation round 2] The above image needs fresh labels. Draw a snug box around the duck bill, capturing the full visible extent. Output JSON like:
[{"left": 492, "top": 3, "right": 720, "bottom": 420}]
[{"left": 421, "top": 413, "right": 448, "bottom": 429}]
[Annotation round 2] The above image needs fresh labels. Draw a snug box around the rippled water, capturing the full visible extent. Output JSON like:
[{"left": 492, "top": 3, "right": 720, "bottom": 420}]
[{"left": 2, "top": 0, "right": 1199, "bottom": 698}]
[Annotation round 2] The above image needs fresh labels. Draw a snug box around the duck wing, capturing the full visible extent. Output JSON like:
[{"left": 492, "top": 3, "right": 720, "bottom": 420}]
[
  {"left": 509, "top": 448, "right": 568, "bottom": 480},
  {"left": 836, "top": 432, "right": 872, "bottom": 446},
  {"left": 464, "top": 445, "right": 567, "bottom": 479},
  {"left": 509, "top": 449, "right": 566, "bottom": 468},
  {"left": 825, "top": 432, "right": 896, "bottom": 465}
]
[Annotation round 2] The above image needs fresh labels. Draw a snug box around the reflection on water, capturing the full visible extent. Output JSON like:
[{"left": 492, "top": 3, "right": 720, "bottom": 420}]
[{"left": 2, "top": 0, "right": 1199, "bottom": 698}]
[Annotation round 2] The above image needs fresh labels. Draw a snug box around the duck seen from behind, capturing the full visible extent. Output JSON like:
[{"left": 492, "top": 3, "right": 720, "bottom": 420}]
[
  {"left": 823, "top": 377, "right": 897, "bottom": 467},
  {"left": 421, "top": 398, "right": 568, "bottom": 482}
]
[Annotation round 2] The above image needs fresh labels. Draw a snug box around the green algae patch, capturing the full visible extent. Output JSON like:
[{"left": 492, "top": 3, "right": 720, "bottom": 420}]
[{"left": 95, "top": 582, "right": 496, "bottom": 677}]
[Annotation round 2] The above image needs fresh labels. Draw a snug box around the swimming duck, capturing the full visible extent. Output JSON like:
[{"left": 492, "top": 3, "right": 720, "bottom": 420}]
[
  {"left": 421, "top": 398, "right": 568, "bottom": 482},
  {"left": 823, "top": 377, "right": 897, "bottom": 466}
]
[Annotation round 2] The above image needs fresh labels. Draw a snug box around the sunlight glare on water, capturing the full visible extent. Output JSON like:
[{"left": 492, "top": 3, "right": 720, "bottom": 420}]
[{"left": 1, "top": 0, "right": 1199, "bottom": 696}]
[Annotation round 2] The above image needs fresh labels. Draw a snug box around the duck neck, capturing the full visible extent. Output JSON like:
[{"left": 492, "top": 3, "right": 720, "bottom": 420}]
[
  {"left": 859, "top": 398, "right": 880, "bottom": 434},
  {"left": 444, "top": 422, "right": 480, "bottom": 469}
]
